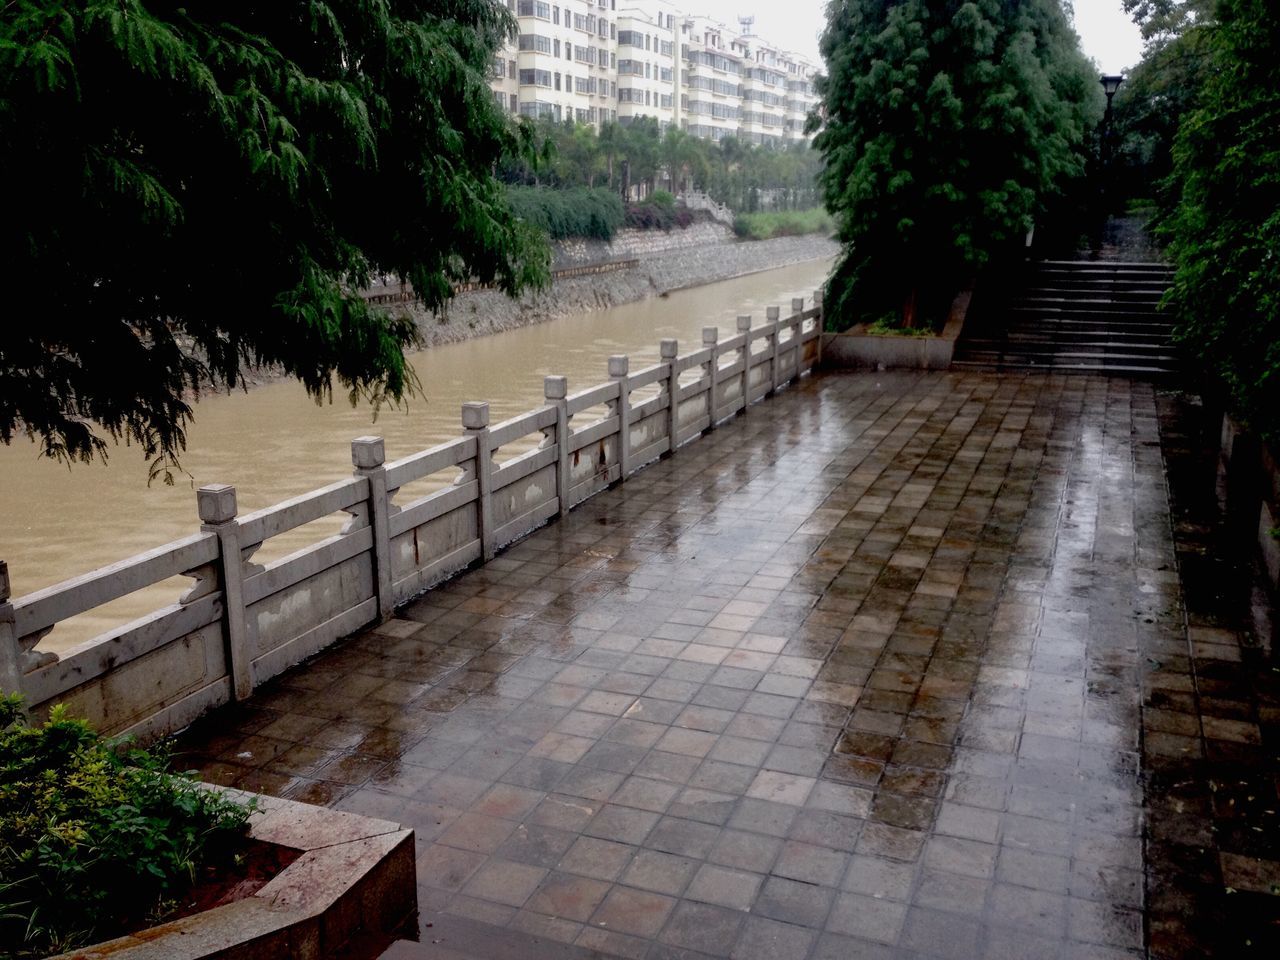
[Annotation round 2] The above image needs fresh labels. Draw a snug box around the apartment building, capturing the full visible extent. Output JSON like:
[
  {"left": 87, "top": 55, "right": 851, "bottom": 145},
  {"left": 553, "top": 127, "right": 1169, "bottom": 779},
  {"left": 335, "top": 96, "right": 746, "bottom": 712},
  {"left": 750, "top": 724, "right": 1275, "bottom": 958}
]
[
  {"left": 489, "top": 1, "right": 819, "bottom": 146},
  {"left": 489, "top": 0, "right": 621, "bottom": 127},
  {"left": 615, "top": 1, "right": 682, "bottom": 129}
]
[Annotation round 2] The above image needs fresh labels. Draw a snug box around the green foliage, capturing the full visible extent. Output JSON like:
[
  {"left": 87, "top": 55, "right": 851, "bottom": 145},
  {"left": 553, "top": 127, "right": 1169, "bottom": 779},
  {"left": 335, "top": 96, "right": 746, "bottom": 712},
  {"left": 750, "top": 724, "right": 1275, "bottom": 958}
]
[
  {"left": 733, "top": 209, "right": 834, "bottom": 241},
  {"left": 0, "top": 1, "right": 550, "bottom": 480},
  {"left": 1163, "top": 0, "right": 1280, "bottom": 441},
  {"left": 506, "top": 186, "right": 625, "bottom": 240},
  {"left": 0, "top": 699, "right": 251, "bottom": 957},
  {"left": 499, "top": 118, "right": 822, "bottom": 213},
  {"left": 648, "top": 190, "right": 676, "bottom": 210},
  {"left": 811, "top": 0, "right": 1100, "bottom": 330},
  {"left": 624, "top": 198, "right": 692, "bottom": 232},
  {"left": 1112, "top": 0, "right": 1216, "bottom": 225},
  {"left": 866, "top": 316, "right": 934, "bottom": 337}
]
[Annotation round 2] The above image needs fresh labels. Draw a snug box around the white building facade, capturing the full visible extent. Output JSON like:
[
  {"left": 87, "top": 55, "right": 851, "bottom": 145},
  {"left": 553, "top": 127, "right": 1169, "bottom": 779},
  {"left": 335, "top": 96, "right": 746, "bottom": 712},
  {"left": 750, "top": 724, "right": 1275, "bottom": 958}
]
[{"left": 490, "top": 1, "right": 818, "bottom": 145}]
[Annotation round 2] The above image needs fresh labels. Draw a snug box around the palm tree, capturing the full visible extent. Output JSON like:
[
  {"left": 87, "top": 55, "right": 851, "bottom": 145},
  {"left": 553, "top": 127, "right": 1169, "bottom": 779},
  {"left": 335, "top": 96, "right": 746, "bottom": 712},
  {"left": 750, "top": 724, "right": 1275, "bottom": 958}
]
[
  {"left": 661, "top": 127, "right": 708, "bottom": 195},
  {"left": 597, "top": 121, "right": 623, "bottom": 191}
]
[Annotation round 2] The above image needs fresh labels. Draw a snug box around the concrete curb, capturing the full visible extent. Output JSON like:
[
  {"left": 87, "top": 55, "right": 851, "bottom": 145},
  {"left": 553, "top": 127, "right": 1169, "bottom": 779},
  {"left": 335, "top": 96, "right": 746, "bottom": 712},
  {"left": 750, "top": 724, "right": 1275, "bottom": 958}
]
[{"left": 819, "top": 289, "right": 973, "bottom": 371}]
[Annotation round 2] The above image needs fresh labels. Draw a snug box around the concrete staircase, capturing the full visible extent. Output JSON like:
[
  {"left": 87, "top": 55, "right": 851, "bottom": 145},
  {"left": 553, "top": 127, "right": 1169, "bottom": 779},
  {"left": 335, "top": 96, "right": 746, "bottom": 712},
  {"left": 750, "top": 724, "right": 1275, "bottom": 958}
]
[{"left": 954, "top": 259, "right": 1179, "bottom": 376}]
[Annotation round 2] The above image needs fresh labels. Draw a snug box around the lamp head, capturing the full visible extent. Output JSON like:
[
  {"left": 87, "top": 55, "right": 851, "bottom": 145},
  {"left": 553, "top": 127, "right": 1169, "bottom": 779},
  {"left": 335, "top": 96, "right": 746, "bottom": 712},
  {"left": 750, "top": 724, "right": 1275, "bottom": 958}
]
[{"left": 1100, "top": 74, "right": 1125, "bottom": 98}]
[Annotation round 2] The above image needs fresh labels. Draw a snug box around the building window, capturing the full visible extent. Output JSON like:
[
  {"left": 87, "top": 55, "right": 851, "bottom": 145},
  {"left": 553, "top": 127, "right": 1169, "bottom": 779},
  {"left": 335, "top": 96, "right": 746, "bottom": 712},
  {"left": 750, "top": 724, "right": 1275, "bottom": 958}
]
[
  {"left": 518, "top": 68, "right": 552, "bottom": 87},
  {"left": 518, "top": 34, "right": 552, "bottom": 54},
  {"left": 517, "top": 0, "right": 551, "bottom": 20}
]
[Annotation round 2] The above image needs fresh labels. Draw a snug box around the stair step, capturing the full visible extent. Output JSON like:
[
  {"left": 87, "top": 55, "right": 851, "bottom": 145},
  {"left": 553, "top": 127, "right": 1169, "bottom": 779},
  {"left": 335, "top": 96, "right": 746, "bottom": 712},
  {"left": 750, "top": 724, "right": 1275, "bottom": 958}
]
[
  {"left": 1013, "top": 300, "right": 1167, "bottom": 312},
  {"left": 1008, "top": 307, "right": 1166, "bottom": 322},
  {"left": 1037, "top": 259, "right": 1173, "bottom": 272},
  {"left": 1023, "top": 286, "right": 1167, "bottom": 299},
  {"left": 966, "top": 339, "right": 1173, "bottom": 354},
  {"left": 1029, "top": 273, "right": 1170, "bottom": 282},
  {"left": 958, "top": 349, "right": 1180, "bottom": 365},
  {"left": 952, "top": 359, "right": 1181, "bottom": 376}
]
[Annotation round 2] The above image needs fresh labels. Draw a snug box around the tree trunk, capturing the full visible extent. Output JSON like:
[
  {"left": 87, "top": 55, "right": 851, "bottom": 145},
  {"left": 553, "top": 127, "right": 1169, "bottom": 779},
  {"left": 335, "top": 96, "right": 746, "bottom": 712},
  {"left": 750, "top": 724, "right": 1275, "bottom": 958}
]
[{"left": 902, "top": 288, "right": 919, "bottom": 329}]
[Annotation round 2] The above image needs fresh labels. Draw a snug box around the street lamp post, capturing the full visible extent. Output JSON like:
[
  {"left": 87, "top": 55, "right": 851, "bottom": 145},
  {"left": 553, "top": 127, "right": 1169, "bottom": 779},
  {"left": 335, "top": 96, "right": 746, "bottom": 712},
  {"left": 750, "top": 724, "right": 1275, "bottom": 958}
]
[
  {"left": 1100, "top": 74, "right": 1124, "bottom": 168},
  {"left": 1099, "top": 74, "right": 1125, "bottom": 179},
  {"left": 1097, "top": 74, "right": 1125, "bottom": 244}
]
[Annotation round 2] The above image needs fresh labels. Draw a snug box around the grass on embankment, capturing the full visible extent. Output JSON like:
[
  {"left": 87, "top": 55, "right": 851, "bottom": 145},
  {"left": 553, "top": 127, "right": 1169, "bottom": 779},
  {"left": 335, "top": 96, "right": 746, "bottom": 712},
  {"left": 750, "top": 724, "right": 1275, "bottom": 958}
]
[{"left": 733, "top": 208, "right": 833, "bottom": 241}]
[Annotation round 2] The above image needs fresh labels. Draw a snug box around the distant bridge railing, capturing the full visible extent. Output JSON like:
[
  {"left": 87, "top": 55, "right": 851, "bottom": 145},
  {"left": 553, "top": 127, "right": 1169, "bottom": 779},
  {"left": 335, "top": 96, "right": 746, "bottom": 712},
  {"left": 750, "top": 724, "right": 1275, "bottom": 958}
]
[{"left": 0, "top": 294, "right": 824, "bottom": 742}]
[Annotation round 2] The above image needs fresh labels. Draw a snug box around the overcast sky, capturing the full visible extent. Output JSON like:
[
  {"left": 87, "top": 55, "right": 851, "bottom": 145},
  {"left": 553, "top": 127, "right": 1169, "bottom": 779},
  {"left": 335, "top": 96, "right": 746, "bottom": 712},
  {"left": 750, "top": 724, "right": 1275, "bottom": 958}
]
[{"left": 693, "top": 0, "right": 1144, "bottom": 74}]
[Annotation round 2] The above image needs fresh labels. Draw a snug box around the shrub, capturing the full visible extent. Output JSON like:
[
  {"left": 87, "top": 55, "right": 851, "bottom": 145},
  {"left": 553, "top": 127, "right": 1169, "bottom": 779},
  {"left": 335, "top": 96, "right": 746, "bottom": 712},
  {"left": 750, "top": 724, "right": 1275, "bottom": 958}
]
[
  {"left": 733, "top": 209, "right": 834, "bottom": 241},
  {"left": 0, "top": 697, "right": 252, "bottom": 957},
  {"left": 648, "top": 190, "right": 676, "bottom": 210},
  {"left": 506, "top": 186, "right": 625, "bottom": 240},
  {"left": 624, "top": 195, "right": 695, "bottom": 231}
]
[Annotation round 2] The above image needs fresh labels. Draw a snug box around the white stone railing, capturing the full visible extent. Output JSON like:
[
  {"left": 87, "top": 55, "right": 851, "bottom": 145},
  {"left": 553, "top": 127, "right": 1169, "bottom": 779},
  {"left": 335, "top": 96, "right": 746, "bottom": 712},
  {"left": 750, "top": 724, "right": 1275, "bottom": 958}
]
[
  {"left": 681, "top": 190, "right": 735, "bottom": 228},
  {"left": 0, "top": 294, "right": 824, "bottom": 741}
]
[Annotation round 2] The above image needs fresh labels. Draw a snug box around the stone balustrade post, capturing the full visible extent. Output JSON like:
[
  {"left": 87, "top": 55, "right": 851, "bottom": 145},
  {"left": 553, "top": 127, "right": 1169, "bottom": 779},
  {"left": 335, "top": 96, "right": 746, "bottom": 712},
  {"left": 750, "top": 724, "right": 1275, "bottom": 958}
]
[
  {"left": 661, "top": 339, "right": 679, "bottom": 456},
  {"left": 790, "top": 297, "right": 806, "bottom": 384},
  {"left": 462, "top": 402, "right": 496, "bottom": 561},
  {"left": 767, "top": 305, "right": 782, "bottom": 396},
  {"left": 703, "top": 327, "right": 720, "bottom": 431},
  {"left": 0, "top": 561, "right": 24, "bottom": 704},
  {"left": 610, "top": 355, "right": 632, "bottom": 482},
  {"left": 352, "top": 437, "right": 394, "bottom": 623},
  {"left": 814, "top": 289, "right": 825, "bottom": 367},
  {"left": 545, "top": 376, "right": 571, "bottom": 517},
  {"left": 737, "top": 316, "right": 752, "bottom": 413},
  {"left": 198, "top": 484, "right": 254, "bottom": 702}
]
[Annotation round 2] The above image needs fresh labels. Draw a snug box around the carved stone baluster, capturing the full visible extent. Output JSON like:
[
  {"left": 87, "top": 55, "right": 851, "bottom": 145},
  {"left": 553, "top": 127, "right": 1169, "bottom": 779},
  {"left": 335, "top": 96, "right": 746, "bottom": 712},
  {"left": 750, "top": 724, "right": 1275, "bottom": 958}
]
[
  {"left": 544, "top": 376, "right": 572, "bottom": 517},
  {"left": 610, "top": 356, "right": 631, "bottom": 482},
  {"left": 662, "top": 339, "right": 679, "bottom": 456},
  {"left": 352, "top": 436, "right": 394, "bottom": 623},
  {"left": 198, "top": 484, "right": 254, "bottom": 702},
  {"left": 463, "top": 403, "right": 496, "bottom": 561},
  {"left": 737, "top": 315, "right": 752, "bottom": 414}
]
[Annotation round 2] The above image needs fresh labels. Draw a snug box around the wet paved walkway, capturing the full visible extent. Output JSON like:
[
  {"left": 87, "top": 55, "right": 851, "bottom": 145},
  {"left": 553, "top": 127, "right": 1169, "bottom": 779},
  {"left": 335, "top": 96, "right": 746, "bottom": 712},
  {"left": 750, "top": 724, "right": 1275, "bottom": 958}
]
[{"left": 179, "top": 369, "right": 1278, "bottom": 959}]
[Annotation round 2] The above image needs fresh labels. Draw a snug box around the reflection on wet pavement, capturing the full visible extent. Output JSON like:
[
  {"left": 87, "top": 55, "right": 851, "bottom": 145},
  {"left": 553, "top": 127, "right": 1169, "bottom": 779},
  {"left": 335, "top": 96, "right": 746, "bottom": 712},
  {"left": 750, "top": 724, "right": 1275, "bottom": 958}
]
[{"left": 178, "top": 369, "right": 1278, "bottom": 959}]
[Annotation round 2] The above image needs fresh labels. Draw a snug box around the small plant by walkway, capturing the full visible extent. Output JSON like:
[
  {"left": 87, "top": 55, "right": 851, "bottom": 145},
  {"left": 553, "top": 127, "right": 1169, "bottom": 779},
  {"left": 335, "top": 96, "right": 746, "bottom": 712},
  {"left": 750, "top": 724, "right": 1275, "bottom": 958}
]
[{"left": 0, "top": 697, "right": 251, "bottom": 958}]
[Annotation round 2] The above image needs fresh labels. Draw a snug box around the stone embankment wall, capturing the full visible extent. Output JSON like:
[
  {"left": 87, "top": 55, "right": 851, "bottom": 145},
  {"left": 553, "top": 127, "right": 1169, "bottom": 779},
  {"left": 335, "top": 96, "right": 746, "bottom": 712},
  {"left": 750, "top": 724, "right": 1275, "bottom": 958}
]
[
  {"left": 409, "top": 233, "right": 837, "bottom": 348},
  {"left": 553, "top": 221, "right": 733, "bottom": 268}
]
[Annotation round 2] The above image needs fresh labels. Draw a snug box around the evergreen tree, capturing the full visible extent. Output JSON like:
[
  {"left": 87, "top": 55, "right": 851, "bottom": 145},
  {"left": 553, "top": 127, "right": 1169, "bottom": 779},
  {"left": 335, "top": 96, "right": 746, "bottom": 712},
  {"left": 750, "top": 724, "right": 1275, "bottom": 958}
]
[
  {"left": 811, "top": 0, "right": 1099, "bottom": 328},
  {"left": 1111, "top": 0, "right": 1215, "bottom": 223},
  {"left": 1163, "top": 0, "right": 1280, "bottom": 437},
  {"left": 0, "top": 1, "right": 549, "bottom": 478}
]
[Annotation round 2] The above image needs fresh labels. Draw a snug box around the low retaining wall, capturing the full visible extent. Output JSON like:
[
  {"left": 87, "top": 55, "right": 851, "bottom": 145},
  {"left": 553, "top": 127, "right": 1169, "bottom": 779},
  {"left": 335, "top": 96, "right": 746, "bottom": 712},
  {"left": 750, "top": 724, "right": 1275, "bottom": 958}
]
[
  {"left": 819, "top": 290, "right": 972, "bottom": 371},
  {"left": 0, "top": 296, "right": 824, "bottom": 741},
  {"left": 1218, "top": 415, "right": 1280, "bottom": 595},
  {"left": 56, "top": 793, "right": 415, "bottom": 960}
]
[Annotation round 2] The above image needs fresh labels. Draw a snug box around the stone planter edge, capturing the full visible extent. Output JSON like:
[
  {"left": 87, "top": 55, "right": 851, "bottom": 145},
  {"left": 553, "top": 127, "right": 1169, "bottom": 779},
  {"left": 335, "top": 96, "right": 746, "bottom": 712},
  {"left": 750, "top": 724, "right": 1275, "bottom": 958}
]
[
  {"left": 819, "top": 287, "right": 973, "bottom": 370},
  {"left": 53, "top": 789, "right": 416, "bottom": 960}
]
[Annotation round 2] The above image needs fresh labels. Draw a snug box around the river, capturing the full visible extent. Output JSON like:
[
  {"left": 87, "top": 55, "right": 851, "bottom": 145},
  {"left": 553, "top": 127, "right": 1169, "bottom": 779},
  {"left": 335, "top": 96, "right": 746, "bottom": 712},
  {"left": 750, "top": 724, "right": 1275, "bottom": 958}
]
[{"left": 0, "top": 257, "right": 833, "bottom": 652}]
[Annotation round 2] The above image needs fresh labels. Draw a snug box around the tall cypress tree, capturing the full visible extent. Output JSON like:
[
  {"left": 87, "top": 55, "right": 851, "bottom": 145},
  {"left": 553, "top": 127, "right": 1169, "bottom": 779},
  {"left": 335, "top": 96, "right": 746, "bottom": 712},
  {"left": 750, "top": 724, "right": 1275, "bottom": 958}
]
[
  {"left": 0, "top": 1, "right": 550, "bottom": 478},
  {"left": 810, "top": 0, "right": 1099, "bottom": 329}
]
